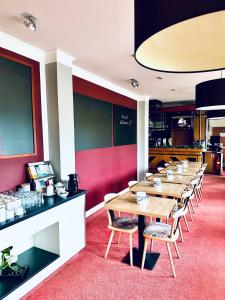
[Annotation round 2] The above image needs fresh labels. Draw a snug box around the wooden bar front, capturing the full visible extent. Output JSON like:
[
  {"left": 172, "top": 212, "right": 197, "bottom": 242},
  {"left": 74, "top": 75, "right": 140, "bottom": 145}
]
[{"left": 149, "top": 147, "right": 202, "bottom": 171}]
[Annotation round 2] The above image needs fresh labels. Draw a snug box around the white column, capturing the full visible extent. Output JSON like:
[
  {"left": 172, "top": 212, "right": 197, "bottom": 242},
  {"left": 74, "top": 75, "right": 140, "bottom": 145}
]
[
  {"left": 45, "top": 49, "right": 75, "bottom": 181},
  {"left": 137, "top": 96, "right": 149, "bottom": 180}
]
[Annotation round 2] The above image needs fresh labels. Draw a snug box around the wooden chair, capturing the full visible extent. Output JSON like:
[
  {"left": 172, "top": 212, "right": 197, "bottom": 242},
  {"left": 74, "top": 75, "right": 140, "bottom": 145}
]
[
  {"left": 141, "top": 206, "right": 184, "bottom": 277},
  {"left": 157, "top": 167, "right": 164, "bottom": 172},
  {"left": 194, "top": 171, "right": 204, "bottom": 205},
  {"left": 168, "top": 189, "right": 192, "bottom": 243},
  {"left": 196, "top": 170, "right": 204, "bottom": 202},
  {"left": 128, "top": 180, "right": 138, "bottom": 188},
  {"left": 190, "top": 178, "right": 199, "bottom": 208},
  {"left": 164, "top": 163, "right": 170, "bottom": 167},
  {"left": 145, "top": 172, "right": 153, "bottom": 180},
  {"left": 104, "top": 193, "right": 138, "bottom": 266}
]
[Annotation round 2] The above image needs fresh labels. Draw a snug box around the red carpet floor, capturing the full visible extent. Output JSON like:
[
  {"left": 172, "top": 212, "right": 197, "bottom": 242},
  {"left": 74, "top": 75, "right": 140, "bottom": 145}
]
[{"left": 25, "top": 175, "right": 225, "bottom": 300}]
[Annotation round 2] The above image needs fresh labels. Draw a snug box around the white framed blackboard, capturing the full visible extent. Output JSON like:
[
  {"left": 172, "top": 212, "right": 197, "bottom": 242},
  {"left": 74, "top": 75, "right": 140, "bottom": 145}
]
[
  {"left": 0, "top": 55, "right": 34, "bottom": 156},
  {"left": 113, "top": 105, "right": 137, "bottom": 146}
]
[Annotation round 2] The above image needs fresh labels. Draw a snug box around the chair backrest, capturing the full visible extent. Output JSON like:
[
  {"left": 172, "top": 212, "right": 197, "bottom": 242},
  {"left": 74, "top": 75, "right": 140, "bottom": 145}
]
[
  {"left": 145, "top": 173, "right": 153, "bottom": 179},
  {"left": 197, "top": 171, "right": 204, "bottom": 177},
  {"left": 104, "top": 193, "right": 117, "bottom": 225},
  {"left": 104, "top": 193, "right": 117, "bottom": 204},
  {"left": 191, "top": 178, "right": 198, "bottom": 186},
  {"left": 157, "top": 167, "right": 164, "bottom": 172},
  {"left": 170, "top": 205, "right": 184, "bottom": 238},
  {"left": 182, "top": 189, "right": 193, "bottom": 199},
  {"left": 181, "top": 189, "right": 193, "bottom": 209},
  {"left": 128, "top": 180, "right": 138, "bottom": 187}
]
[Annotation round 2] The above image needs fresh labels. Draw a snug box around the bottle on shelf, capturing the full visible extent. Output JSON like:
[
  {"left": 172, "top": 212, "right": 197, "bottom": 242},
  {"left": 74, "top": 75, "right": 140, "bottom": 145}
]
[{"left": 30, "top": 179, "right": 36, "bottom": 191}]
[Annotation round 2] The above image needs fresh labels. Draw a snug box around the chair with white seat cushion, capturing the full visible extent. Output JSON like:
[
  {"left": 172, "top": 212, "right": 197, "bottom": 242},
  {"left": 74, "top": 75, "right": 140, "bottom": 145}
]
[
  {"left": 104, "top": 193, "right": 138, "bottom": 266},
  {"left": 168, "top": 189, "right": 192, "bottom": 243},
  {"left": 157, "top": 167, "right": 164, "bottom": 173},
  {"left": 141, "top": 206, "right": 184, "bottom": 277},
  {"left": 145, "top": 173, "right": 153, "bottom": 180},
  {"left": 190, "top": 178, "right": 199, "bottom": 208},
  {"left": 196, "top": 171, "right": 204, "bottom": 202},
  {"left": 128, "top": 181, "right": 138, "bottom": 188}
]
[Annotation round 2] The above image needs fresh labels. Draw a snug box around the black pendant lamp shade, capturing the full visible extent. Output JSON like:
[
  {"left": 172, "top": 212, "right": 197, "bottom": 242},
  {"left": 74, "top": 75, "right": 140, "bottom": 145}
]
[
  {"left": 135, "top": 1, "right": 225, "bottom": 73},
  {"left": 196, "top": 78, "right": 225, "bottom": 110},
  {"left": 207, "top": 110, "right": 225, "bottom": 119}
]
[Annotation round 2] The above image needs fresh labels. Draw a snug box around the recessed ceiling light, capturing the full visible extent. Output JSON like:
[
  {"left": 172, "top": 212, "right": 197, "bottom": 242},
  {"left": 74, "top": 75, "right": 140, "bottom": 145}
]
[{"left": 22, "top": 13, "right": 37, "bottom": 32}]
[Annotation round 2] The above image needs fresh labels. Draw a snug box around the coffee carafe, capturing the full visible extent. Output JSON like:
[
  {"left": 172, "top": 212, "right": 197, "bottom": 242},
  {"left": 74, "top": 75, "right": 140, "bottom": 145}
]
[{"left": 68, "top": 174, "right": 79, "bottom": 195}]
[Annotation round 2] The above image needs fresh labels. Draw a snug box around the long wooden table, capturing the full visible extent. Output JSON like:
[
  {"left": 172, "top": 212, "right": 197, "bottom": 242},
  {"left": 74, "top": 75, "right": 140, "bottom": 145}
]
[
  {"left": 159, "top": 166, "right": 199, "bottom": 176},
  {"left": 130, "top": 181, "right": 186, "bottom": 199},
  {"left": 170, "top": 161, "right": 202, "bottom": 168},
  {"left": 146, "top": 173, "right": 193, "bottom": 185},
  {"left": 105, "top": 192, "right": 176, "bottom": 270}
]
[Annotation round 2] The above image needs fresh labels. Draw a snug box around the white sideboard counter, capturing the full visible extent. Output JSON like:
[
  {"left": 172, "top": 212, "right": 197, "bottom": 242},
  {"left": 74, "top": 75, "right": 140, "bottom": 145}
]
[{"left": 0, "top": 190, "right": 86, "bottom": 300}]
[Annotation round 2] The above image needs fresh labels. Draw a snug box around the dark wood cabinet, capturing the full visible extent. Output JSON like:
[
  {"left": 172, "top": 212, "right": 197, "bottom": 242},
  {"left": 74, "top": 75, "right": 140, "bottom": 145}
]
[{"left": 194, "top": 114, "right": 206, "bottom": 141}]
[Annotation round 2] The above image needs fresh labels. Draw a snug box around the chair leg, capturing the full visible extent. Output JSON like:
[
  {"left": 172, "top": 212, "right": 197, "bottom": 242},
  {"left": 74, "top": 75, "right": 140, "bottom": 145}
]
[
  {"left": 195, "top": 189, "right": 200, "bottom": 207},
  {"left": 183, "top": 215, "right": 190, "bottom": 232},
  {"left": 173, "top": 242, "right": 180, "bottom": 259},
  {"left": 150, "top": 239, "right": 153, "bottom": 252},
  {"left": 190, "top": 199, "right": 195, "bottom": 214},
  {"left": 179, "top": 223, "right": 184, "bottom": 242},
  {"left": 188, "top": 204, "right": 193, "bottom": 221},
  {"left": 129, "top": 233, "right": 133, "bottom": 266},
  {"left": 105, "top": 231, "right": 114, "bottom": 259},
  {"left": 166, "top": 242, "right": 176, "bottom": 278},
  {"left": 118, "top": 232, "right": 121, "bottom": 244},
  {"left": 141, "top": 239, "right": 148, "bottom": 269}
]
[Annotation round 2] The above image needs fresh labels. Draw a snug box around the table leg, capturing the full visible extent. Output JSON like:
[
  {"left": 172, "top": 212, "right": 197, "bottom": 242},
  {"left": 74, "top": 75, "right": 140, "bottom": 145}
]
[
  {"left": 122, "top": 215, "right": 160, "bottom": 270},
  {"left": 138, "top": 215, "right": 145, "bottom": 255}
]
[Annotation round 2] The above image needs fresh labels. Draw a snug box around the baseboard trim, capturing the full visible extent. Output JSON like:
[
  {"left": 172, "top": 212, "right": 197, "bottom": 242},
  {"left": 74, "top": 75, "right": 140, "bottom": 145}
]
[{"left": 85, "top": 187, "right": 129, "bottom": 218}]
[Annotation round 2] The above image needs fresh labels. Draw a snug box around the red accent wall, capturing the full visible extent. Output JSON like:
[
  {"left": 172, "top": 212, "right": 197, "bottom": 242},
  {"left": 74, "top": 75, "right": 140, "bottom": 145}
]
[
  {"left": 0, "top": 48, "right": 43, "bottom": 191},
  {"left": 73, "top": 76, "right": 137, "bottom": 211}
]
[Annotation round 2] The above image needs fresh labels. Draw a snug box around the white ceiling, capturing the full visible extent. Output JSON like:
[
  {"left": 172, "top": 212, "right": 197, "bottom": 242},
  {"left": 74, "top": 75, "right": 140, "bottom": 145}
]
[{"left": 0, "top": 0, "right": 222, "bottom": 102}]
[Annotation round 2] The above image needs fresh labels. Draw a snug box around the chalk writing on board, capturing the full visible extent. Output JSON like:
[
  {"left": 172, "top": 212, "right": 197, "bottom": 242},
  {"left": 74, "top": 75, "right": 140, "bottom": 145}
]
[{"left": 120, "top": 114, "right": 132, "bottom": 126}]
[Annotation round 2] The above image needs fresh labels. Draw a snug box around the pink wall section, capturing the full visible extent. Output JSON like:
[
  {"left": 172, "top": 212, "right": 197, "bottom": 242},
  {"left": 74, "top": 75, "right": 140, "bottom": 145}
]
[
  {"left": 76, "top": 145, "right": 137, "bottom": 211},
  {"left": 73, "top": 76, "right": 137, "bottom": 211}
]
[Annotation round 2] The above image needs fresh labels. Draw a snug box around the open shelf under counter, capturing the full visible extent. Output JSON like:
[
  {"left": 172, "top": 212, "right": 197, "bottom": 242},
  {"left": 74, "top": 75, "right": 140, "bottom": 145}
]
[{"left": 0, "top": 247, "right": 59, "bottom": 300}]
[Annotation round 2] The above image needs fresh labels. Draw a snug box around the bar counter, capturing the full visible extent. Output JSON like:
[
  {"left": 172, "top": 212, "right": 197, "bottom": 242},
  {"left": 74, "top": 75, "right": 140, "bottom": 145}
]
[{"left": 149, "top": 147, "right": 202, "bottom": 171}]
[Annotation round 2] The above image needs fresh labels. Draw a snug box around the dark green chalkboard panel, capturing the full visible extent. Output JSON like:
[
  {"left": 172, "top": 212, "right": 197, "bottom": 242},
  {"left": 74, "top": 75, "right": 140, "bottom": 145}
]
[
  {"left": 74, "top": 93, "right": 112, "bottom": 151},
  {"left": 113, "top": 105, "right": 137, "bottom": 146},
  {"left": 0, "top": 56, "right": 34, "bottom": 155}
]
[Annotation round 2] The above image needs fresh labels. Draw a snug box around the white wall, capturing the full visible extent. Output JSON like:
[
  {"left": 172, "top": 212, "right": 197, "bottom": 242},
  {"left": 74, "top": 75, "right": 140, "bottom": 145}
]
[
  {"left": 208, "top": 118, "right": 225, "bottom": 136},
  {"left": 137, "top": 97, "right": 149, "bottom": 180}
]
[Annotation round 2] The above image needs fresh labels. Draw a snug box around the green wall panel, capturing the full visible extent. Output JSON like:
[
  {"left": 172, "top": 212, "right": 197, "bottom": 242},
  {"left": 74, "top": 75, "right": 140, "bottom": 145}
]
[
  {"left": 0, "top": 56, "right": 34, "bottom": 155},
  {"left": 113, "top": 104, "right": 137, "bottom": 146},
  {"left": 74, "top": 93, "right": 112, "bottom": 151}
]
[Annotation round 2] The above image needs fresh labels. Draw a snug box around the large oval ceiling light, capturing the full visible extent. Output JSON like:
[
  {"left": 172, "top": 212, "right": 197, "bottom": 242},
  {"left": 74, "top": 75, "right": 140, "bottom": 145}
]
[
  {"left": 207, "top": 110, "right": 225, "bottom": 119},
  {"left": 196, "top": 78, "right": 225, "bottom": 110},
  {"left": 135, "top": 1, "right": 225, "bottom": 73}
]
